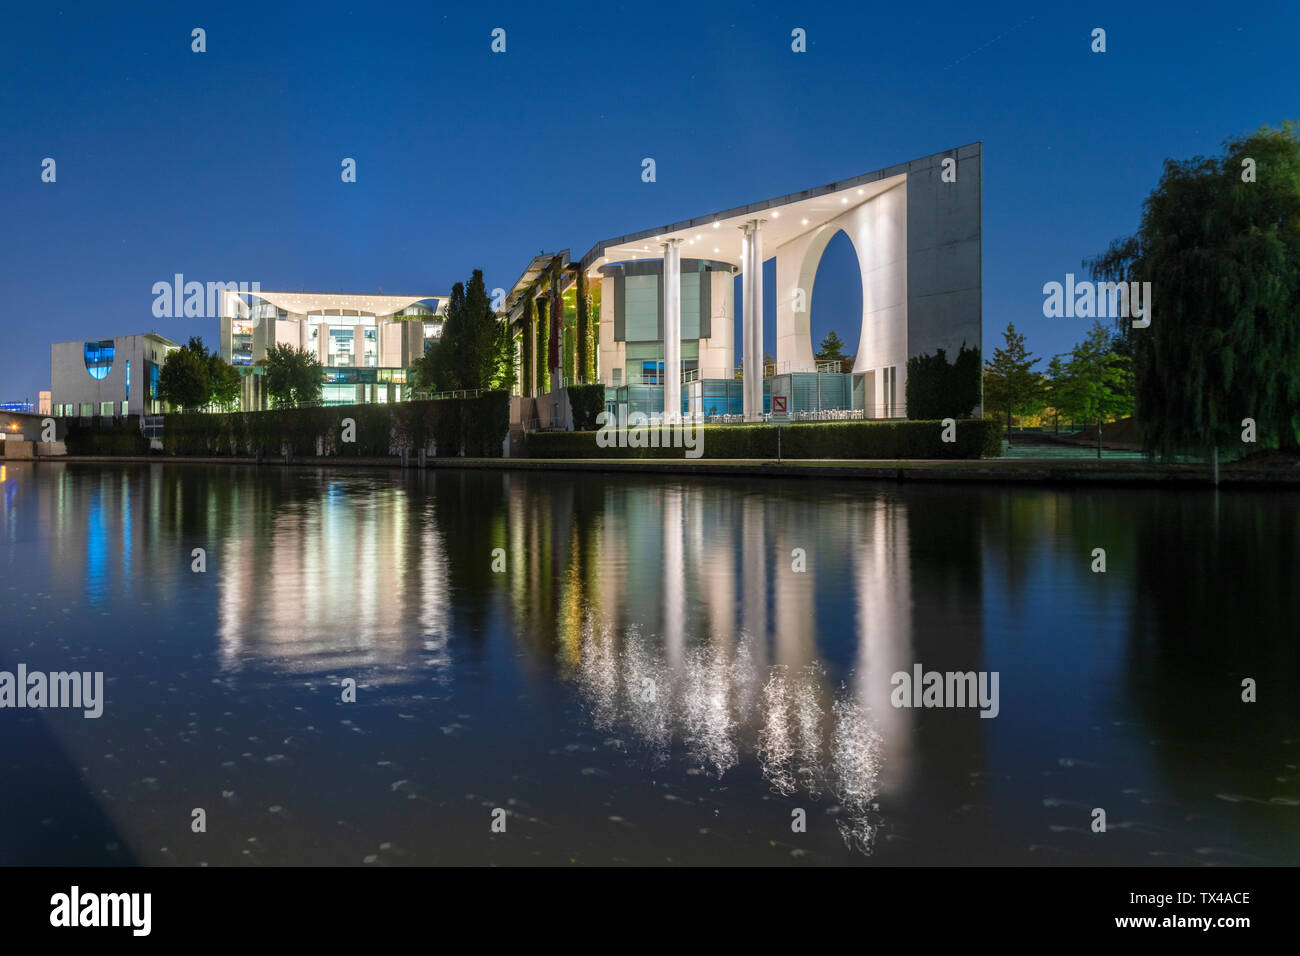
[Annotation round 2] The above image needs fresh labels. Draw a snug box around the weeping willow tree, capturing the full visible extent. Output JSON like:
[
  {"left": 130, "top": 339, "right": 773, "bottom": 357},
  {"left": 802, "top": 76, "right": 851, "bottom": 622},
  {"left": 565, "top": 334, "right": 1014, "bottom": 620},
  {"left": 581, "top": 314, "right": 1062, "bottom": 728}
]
[{"left": 1088, "top": 122, "right": 1300, "bottom": 459}]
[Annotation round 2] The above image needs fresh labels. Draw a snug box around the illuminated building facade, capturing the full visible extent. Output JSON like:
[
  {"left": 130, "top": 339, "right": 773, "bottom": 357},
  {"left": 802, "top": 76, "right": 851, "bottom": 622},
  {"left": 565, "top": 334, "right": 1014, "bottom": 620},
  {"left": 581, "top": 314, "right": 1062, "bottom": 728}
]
[{"left": 49, "top": 332, "right": 180, "bottom": 417}]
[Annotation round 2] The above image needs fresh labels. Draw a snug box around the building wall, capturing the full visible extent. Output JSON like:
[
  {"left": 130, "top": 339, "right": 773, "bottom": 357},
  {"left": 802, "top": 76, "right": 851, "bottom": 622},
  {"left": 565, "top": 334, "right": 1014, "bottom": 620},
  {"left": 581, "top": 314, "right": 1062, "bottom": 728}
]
[
  {"left": 772, "top": 179, "right": 908, "bottom": 417},
  {"left": 50, "top": 334, "right": 177, "bottom": 417},
  {"left": 598, "top": 275, "right": 625, "bottom": 386},
  {"left": 905, "top": 144, "right": 982, "bottom": 410},
  {"left": 597, "top": 260, "right": 734, "bottom": 387},
  {"left": 697, "top": 270, "right": 734, "bottom": 380},
  {"left": 765, "top": 146, "right": 981, "bottom": 418}
]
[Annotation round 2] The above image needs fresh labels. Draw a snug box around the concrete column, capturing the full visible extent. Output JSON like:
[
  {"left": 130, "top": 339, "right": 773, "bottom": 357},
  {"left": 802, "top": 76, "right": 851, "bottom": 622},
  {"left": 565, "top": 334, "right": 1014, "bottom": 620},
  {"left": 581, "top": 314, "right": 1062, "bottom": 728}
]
[
  {"left": 741, "top": 220, "right": 766, "bottom": 421},
  {"left": 751, "top": 220, "right": 764, "bottom": 417},
  {"left": 662, "top": 239, "right": 682, "bottom": 423},
  {"left": 741, "top": 224, "right": 755, "bottom": 421}
]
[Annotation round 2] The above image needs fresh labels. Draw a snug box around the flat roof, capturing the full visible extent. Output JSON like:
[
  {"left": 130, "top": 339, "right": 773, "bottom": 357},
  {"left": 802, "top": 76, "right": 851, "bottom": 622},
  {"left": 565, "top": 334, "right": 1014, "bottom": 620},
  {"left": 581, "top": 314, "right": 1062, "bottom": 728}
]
[
  {"left": 222, "top": 290, "right": 446, "bottom": 317},
  {"left": 502, "top": 252, "right": 569, "bottom": 320},
  {"left": 53, "top": 331, "right": 181, "bottom": 348},
  {"left": 577, "top": 143, "right": 980, "bottom": 275}
]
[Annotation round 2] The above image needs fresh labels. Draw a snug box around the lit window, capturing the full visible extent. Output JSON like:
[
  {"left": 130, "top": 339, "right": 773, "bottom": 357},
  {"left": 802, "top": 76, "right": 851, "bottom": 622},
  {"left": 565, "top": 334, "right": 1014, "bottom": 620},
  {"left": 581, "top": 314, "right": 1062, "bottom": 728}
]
[{"left": 84, "top": 340, "right": 115, "bottom": 379}]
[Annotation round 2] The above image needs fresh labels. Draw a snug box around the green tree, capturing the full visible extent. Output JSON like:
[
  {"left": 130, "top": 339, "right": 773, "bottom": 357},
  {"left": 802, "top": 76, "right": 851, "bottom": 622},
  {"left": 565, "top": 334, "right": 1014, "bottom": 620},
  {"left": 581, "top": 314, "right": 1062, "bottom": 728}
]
[
  {"left": 521, "top": 296, "right": 535, "bottom": 397},
  {"left": 983, "top": 322, "right": 1042, "bottom": 443},
  {"left": 408, "top": 340, "right": 441, "bottom": 393},
  {"left": 260, "top": 343, "right": 322, "bottom": 408},
  {"left": 1044, "top": 354, "right": 1081, "bottom": 432},
  {"left": 489, "top": 306, "right": 517, "bottom": 392},
  {"left": 434, "top": 270, "right": 505, "bottom": 390},
  {"left": 157, "top": 344, "right": 210, "bottom": 411},
  {"left": 183, "top": 336, "right": 242, "bottom": 410},
  {"left": 1052, "top": 322, "right": 1136, "bottom": 457},
  {"left": 906, "top": 343, "right": 981, "bottom": 419},
  {"left": 576, "top": 270, "right": 590, "bottom": 383},
  {"left": 209, "top": 359, "right": 242, "bottom": 410},
  {"left": 817, "top": 330, "right": 848, "bottom": 361},
  {"left": 1088, "top": 122, "right": 1300, "bottom": 458}
]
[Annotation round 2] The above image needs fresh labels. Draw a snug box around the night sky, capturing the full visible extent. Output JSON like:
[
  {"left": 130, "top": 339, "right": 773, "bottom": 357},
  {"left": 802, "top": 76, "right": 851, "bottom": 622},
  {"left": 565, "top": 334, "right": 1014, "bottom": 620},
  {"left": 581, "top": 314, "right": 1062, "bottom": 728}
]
[{"left": 3, "top": 1, "right": 1295, "bottom": 401}]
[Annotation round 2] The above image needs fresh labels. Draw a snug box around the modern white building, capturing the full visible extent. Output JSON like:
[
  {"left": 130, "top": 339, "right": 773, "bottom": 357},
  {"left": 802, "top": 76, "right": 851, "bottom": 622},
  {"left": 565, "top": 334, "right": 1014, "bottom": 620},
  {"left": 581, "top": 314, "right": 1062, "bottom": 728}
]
[
  {"left": 509, "top": 144, "right": 982, "bottom": 423},
  {"left": 218, "top": 290, "right": 448, "bottom": 409},
  {"left": 49, "top": 332, "right": 181, "bottom": 417}
]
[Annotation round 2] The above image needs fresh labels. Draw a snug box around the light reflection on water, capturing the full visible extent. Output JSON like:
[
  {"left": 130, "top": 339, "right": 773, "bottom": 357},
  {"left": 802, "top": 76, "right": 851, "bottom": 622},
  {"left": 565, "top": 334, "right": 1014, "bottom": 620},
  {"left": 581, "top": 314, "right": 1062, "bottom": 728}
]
[{"left": 0, "top": 461, "right": 1297, "bottom": 866}]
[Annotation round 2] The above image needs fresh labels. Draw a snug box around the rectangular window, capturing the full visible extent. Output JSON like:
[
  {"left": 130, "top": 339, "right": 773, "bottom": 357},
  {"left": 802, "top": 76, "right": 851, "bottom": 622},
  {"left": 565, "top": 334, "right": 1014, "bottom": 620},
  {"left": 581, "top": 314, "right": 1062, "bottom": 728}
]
[
  {"left": 100, "top": 401, "right": 114, "bottom": 416},
  {"left": 680, "top": 273, "right": 701, "bottom": 340},
  {"left": 79, "top": 403, "right": 93, "bottom": 417},
  {"left": 329, "top": 328, "right": 354, "bottom": 367},
  {"left": 624, "top": 275, "right": 659, "bottom": 341},
  {"left": 231, "top": 322, "right": 255, "bottom": 366},
  {"left": 121, "top": 401, "right": 129, "bottom": 416}
]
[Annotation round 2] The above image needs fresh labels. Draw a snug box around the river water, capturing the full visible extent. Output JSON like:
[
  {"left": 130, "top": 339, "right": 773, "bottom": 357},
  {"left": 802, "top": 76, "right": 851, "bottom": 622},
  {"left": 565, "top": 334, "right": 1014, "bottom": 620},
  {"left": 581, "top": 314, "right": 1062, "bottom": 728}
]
[{"left": 1, "top": 462, "right": 1296, "bottom": 865}]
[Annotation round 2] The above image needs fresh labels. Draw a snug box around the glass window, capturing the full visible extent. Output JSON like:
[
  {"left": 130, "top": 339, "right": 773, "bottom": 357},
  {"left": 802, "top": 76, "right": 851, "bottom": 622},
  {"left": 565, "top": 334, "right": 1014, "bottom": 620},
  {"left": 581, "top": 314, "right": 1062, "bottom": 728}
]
[
  {"left": 121, "top": 401, "right": 129, "bottom": 416},
  {"left": 364, "top": 328, "right": 377, "bottom": 367},
  {"left": 624, "top": 275, "right": 659, "bottom": 341},
  {"left": 328, "top": 328, "right": 354, "bottom": 367},
  {"left": 680, "top": 272, "right": 701, "bottom": 339},
  {"left": 231, "top": 320, "right": 255, "bottom": 365},
  {"left": 84, "top": 340, "right": 115, "bottom": 379}
]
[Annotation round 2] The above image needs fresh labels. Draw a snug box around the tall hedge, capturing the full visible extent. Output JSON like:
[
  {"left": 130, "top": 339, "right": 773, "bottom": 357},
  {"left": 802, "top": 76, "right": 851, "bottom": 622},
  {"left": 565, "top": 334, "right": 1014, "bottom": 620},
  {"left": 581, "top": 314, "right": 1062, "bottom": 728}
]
[
  {"left": 162, "top": 393, "right": 510, "bottom": 459},
  {"left": 63, "top": 415, "right": 149, "bottom": 456},
  {"left": 566, "top": 384, "right": 606, "bottom": 431},
  {"left": 526, "top": 419, "right": 1002, "bottom": 460},
  {"left": 906, "top": 343, "right": 981, "bottom": 419}
]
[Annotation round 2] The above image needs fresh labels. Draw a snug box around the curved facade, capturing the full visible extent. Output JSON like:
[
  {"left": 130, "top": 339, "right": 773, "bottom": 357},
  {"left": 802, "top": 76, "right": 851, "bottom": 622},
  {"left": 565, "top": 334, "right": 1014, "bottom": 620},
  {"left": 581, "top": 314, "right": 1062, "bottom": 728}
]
[
  {"left": 218, "top": 290, "right": 448, "bottom": 409},
  {"left": 571, "top": 143, "right": 982, "bottom": 420}
]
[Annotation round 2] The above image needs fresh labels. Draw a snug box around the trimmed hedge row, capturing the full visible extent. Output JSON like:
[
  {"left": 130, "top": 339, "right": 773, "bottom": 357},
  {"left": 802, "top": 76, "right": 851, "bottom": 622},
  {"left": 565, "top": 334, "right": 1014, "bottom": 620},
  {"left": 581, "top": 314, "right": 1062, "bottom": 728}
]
[
  {"left": 526, "top": 418, "right": 1003, "bottom": 460},
  {"left": 64, "top": 416, "right": 150, "bottom": 456},
  {"left": 566, "top": 384, "right": 606, "bottom": 431},
  {"left": 163, "top": 392, "right": 510, "bottom": 458}
]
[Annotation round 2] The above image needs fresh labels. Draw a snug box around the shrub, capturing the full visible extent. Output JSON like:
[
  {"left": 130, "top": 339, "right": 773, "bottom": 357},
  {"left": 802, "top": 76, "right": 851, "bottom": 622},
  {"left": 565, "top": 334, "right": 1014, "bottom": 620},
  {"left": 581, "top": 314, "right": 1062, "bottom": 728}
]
[
  {"left": 525, "top": 418, "right": 1002, "bottom": 460},
  {"left": 161, "top": 392, "right": 511, "bottom": 459},
  {"left": 63, "top": 415, "right": 149, "bottom": 456},
  {"left": 566, "top": 384, "right": 606, "bottom": 431},
  {"left": 906, "top": 344, "right": 981, "bottom": 419}
]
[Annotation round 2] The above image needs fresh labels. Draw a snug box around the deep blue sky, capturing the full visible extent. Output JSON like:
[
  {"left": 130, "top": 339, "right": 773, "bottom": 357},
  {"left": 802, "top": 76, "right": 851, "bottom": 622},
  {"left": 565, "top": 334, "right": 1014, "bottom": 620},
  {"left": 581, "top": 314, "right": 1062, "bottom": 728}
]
[{"left": 3, "top": 1, "right": 1296, "bottom": 401}]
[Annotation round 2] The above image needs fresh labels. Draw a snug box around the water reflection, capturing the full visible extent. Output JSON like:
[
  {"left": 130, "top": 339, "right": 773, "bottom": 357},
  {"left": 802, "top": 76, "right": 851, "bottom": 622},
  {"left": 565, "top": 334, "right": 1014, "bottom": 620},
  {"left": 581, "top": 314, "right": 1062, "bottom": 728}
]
[{"left": 3, "top": 462, "right": 1297, "bottom": 865}]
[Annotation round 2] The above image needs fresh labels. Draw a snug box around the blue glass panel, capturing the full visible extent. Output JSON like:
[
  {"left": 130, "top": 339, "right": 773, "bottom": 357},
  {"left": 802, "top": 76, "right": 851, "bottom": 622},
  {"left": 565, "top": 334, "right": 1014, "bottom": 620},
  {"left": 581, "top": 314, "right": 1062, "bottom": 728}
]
[{"left": 84, "top": 340, "right": 115, "bottom": 380}]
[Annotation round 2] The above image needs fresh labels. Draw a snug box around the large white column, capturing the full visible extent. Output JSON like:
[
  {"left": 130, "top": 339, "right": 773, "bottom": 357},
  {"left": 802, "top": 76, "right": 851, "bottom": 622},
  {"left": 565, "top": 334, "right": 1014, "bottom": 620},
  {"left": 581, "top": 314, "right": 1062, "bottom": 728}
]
[
  {"left": 741, "top": 220, "right": 765, "bottom": 421},
  {"left": 751, "top": 220, "right": 764, "bottom": 417},
  {"left": 741, "top": 224, "right": 755, "bottom": 421},
  {"left": 662, "top": 239, "right": 682, "bottom": 423}
]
